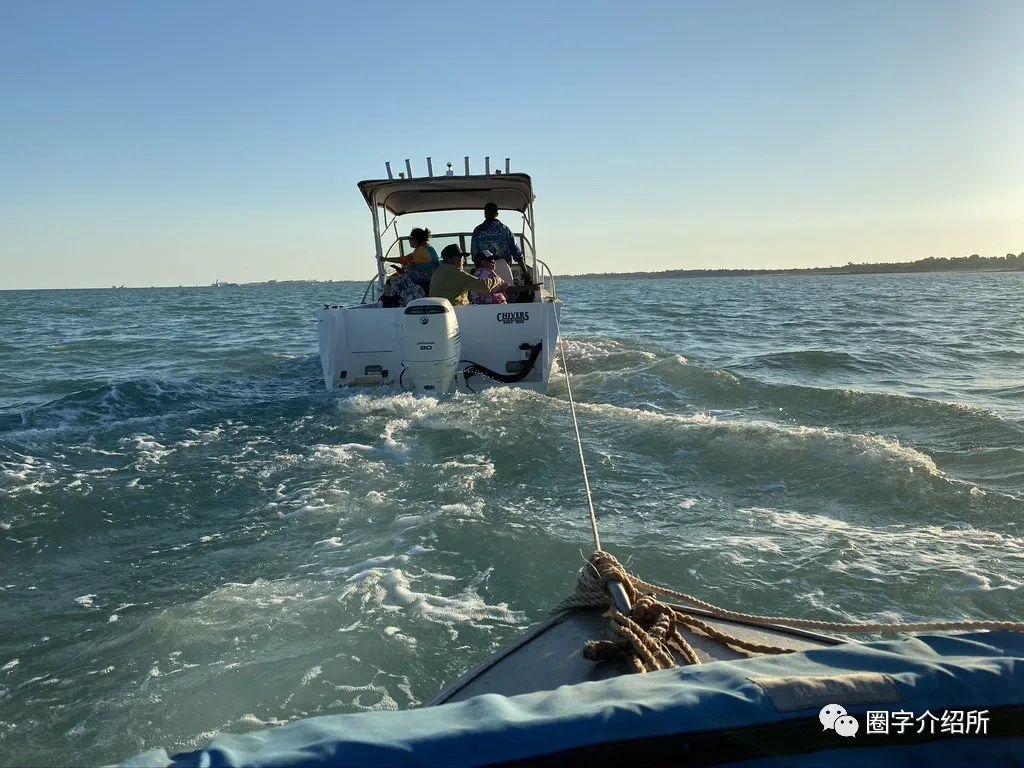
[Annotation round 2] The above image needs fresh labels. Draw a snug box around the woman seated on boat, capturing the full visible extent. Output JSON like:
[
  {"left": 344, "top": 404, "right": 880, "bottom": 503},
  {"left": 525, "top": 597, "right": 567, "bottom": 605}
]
[
  {"left": 384, "top": 228, "right": 439, "bottom": 289},
  {"left": 380, "top": 265, "right": 425, "bottom": 307},
  {"left": 469, "top": 252, "right": 508, "bottom": 305}
]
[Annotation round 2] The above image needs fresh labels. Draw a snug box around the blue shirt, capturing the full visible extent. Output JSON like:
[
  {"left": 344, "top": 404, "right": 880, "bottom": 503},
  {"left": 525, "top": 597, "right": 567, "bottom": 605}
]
[
  {"left": 471, "top": 220, "right": 524, "bottom": 265},
  {"left": 406, "top": 245, "right": 439, "bottom": 285}
]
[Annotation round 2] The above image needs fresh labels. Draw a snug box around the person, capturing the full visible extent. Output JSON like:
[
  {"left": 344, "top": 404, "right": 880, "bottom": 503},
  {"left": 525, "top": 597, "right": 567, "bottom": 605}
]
[
  {"left": 380, "top": 265, "right": 425, "bottom": 307},
  {"left": 384, "top": 227, "right": 439, "bottom": 289},
  {"left": 470, "top": 203, "right": 524, "bottom": 267},
  {"left": 429, "top": 244, "right": 505, "bottom": 306},
  {"left": 469, "top": 252, "right": 508, "bottom": 305}
]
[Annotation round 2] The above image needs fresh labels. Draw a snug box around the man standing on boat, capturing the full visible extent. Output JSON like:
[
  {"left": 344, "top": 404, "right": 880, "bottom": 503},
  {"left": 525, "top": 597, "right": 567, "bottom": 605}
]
[
  {"left": 429, "top": 244, "right": 505, "bottom": 306},
  {"left": 471, "top": 203, "right": 524, "bottom": 267}
]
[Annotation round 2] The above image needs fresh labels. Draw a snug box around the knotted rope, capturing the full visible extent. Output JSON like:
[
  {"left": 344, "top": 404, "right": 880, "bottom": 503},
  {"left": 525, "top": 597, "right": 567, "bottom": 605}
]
[{"left": 564, "top": 551, "right": 1024, "bottom": 674}]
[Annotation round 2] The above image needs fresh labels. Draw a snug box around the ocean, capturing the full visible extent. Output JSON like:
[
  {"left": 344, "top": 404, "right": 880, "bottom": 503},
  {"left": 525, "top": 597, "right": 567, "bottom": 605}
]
[{"left": 1, "top": 273, "right": 1022, "bottom": 766}]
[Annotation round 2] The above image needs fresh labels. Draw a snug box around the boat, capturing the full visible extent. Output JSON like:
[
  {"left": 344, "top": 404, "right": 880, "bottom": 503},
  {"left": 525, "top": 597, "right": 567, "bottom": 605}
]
[
  {"left": 124, "top": 547, "right": 1024, "bottom": 768},
  {"left": 317, "top": 158, "right": 561, "bottom": 395}
]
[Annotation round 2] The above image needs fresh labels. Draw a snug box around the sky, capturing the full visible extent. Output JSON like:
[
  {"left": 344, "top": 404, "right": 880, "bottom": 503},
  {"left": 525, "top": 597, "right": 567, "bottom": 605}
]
[{"left": 1, "top": 0, "right": 1023, "bottom": 288}]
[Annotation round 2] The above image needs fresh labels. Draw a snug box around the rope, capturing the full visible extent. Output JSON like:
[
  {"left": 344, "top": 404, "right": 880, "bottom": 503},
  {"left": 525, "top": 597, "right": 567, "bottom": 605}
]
[
  {"left": 553, "top": 305, "right": 601, "bottom": 552},
  {"left": 565, "top": 551, "right": 1024, "bottom": 674},
  {"left": 626, "top": 568, "right": 1024, "bottom": 635}
]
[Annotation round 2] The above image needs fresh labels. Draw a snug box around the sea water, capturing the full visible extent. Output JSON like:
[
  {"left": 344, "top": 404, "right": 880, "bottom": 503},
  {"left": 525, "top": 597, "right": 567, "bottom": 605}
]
[{"left": 1, "top": 273, "right": 1022, "bottom": 765}]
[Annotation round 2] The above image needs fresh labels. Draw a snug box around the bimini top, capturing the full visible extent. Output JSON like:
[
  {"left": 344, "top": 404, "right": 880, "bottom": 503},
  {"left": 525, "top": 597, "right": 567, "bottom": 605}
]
[{"left": 357, "top": 173, "right": 534, "bottom": 216}]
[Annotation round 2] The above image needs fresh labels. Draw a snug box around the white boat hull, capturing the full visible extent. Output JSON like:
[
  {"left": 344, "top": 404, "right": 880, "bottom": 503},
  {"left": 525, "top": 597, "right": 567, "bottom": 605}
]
[{"left": 318, "top": 300, "right": 561, "bottom": 393}]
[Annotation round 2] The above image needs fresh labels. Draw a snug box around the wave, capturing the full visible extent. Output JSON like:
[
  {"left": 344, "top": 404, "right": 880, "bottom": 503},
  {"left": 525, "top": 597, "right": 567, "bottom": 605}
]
[
  {"left": 557, "top": 348, "right": 1021, "bottom": 448},
  {"left": 743, "top": 349, "right": 895, "bottom": 374},
  {"left": 0, "top": 379, "right": 216, "bottom": 435},
  {"left": 0, "top": 368, "right": 322, "bottom": 438},
  {"left": 510, "top": 392, "right": 1024, "bottom": 525}
]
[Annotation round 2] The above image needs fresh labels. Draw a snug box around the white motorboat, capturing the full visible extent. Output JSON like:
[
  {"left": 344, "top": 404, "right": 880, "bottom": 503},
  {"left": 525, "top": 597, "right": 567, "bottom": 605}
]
[{"left": 318, "top": 158, "right": 561, "bottom": 395}]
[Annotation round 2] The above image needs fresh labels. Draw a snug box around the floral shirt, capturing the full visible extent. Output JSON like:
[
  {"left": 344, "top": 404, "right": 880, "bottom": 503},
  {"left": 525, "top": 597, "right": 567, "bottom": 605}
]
[
  {"left": 382, "top": 274, "right": 425, "bottom": 306},
  {"left": 469, "top": 267, "right": 508, "bottom": 304},
  {"left": 470, "top": 220, "right": 523, "bottom": 265}
]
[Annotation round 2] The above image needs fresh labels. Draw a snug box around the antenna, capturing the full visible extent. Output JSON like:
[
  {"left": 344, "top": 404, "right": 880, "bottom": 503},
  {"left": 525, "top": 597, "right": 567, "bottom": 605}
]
[
  {"left": 385, "top": 162, "right": 394, "bottom": 180},
  {"left": 505, "top": 157, "right": 510, "bottom": 174},
  {"left": 464, "top": 156, "right": 470, "bottom": 176},
  {"left": 404, "top": 159, "right": 413, "bottom": 179},
  {"left": 485, "top": 156, "right": 491, "bottom": 175},
  {"left": 426, "top": 157, "right": 434, "bottom": 177}
]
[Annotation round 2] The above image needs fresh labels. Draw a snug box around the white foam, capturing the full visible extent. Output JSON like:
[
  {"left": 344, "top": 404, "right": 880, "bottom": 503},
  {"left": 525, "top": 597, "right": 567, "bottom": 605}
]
[
  {"left": 2, "top": 659, "right": 18, "bottom": 672},
  {"left": 383, "top": 625, "right": 418, "bottom": 650},
  {"left": 575, "top": 400, "right": 941, "bottom": 474},
  {"left": 300, "top": 665, "right": 323, "bottom": 686},
  {"left": 381, "top": 419, "right": 409, "bottom": 452},
  {"left": 563, "top": 338, "right": 657, "bottom": 363},
  {"left": 311, "top": 443, "right": 376, "bottom": 463},
  {"left": 748, "top": 507, "right": 1024, "bottom": 590},
  {"left": 316, "top": 537, "right": 345, "bottom": 548},
  {"left": 75, "top": 594, "right": 97, "bottom": 608},
  {"left": 327, "top": 681, "right": 399, "bottom": 712},
  {"left": 0, "top": 453, "right": 62, "bottom": 496},
  {"left": 122, "top": 434, "right": 173, "bottom": 468},
  {"left": 437, "top": 502, "right": 485, "bottom": 520},
  {"left": 175, "top": 425, "right": 226, "bottom": 448},
  {"left": 343, "top": 567, "right": 524, "bottom": 629},
  {"left": 435, "top": 456, "right": 496, "bottom": 492}
]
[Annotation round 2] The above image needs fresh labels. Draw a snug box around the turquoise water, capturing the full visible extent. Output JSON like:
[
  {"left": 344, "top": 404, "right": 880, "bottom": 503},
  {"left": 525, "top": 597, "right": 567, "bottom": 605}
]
[{"left": 1, "top": 273, "right": 1023, "bottom": 765}]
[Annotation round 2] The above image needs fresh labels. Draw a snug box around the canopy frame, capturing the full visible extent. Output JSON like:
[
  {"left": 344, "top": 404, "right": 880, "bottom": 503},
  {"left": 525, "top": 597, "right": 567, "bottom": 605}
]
[{"left": 359, "top": 173, "right": 538, "bottom": 292}]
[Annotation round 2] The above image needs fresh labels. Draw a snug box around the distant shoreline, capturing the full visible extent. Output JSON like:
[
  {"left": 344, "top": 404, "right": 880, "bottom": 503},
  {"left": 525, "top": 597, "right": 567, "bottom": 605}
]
[
  {"left": 4, "top": 253, "right": 1022, "bottom": 291},
  {"left": 559, "top": 253, "right": 1024, "bottom": 280}
]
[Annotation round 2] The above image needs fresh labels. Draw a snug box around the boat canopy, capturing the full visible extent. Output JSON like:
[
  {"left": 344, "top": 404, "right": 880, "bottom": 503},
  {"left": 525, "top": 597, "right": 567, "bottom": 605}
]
[{"left": 357, "top": 174, "right": 534, "bottom": 216}]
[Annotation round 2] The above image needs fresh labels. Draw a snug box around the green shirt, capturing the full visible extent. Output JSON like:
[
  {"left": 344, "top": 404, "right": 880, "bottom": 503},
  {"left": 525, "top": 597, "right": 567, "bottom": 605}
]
[{"left": 427, "top": 262, "right": 503, "bottom": 306}]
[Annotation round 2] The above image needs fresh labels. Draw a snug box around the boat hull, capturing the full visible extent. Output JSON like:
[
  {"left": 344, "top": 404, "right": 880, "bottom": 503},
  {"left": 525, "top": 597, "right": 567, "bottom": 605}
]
[{"left": 318, "top": 300, "right": 561, "bottom": 393}]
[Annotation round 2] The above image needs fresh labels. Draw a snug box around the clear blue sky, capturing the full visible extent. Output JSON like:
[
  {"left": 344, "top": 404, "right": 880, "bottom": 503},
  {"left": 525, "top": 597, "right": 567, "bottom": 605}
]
[{"left": 2, "top": 0, "right": 1022, "bottom": 288}]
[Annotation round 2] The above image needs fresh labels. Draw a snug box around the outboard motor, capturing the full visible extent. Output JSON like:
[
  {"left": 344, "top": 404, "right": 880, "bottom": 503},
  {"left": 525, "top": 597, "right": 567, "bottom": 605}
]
[{"left": 401, "top": 298, "right": 461, "bottom": 394}]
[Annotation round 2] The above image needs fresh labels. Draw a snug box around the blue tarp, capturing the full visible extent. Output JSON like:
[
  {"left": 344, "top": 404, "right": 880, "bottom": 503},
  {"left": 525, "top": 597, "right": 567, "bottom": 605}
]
[{"left": 124, "top": 631, "right": 1024, "bottom": 767}]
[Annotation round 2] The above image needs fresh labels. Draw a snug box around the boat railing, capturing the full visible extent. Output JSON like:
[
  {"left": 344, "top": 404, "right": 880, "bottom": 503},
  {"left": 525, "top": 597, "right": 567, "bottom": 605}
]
[
  {"left": 358, "top": 253, "right": 557, "bottom": 309},
  {"left": 361, "top": 275, "right": 379, "bottom": 304},
  {"left": 536, "top": 259, "right": 557, "bottom": 299}
]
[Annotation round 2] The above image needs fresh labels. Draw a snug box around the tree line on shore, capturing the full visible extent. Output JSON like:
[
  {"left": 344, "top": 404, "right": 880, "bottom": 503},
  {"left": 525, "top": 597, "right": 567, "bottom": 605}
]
[{"left": 565, "top": 251, "right": 1024, "bottom": 279}]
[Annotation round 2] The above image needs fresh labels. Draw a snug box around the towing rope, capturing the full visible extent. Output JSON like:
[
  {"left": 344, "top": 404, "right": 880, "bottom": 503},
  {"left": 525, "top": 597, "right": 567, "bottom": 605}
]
[{"left": 552, "top": 303, "right": 601, "bottom": 552}]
